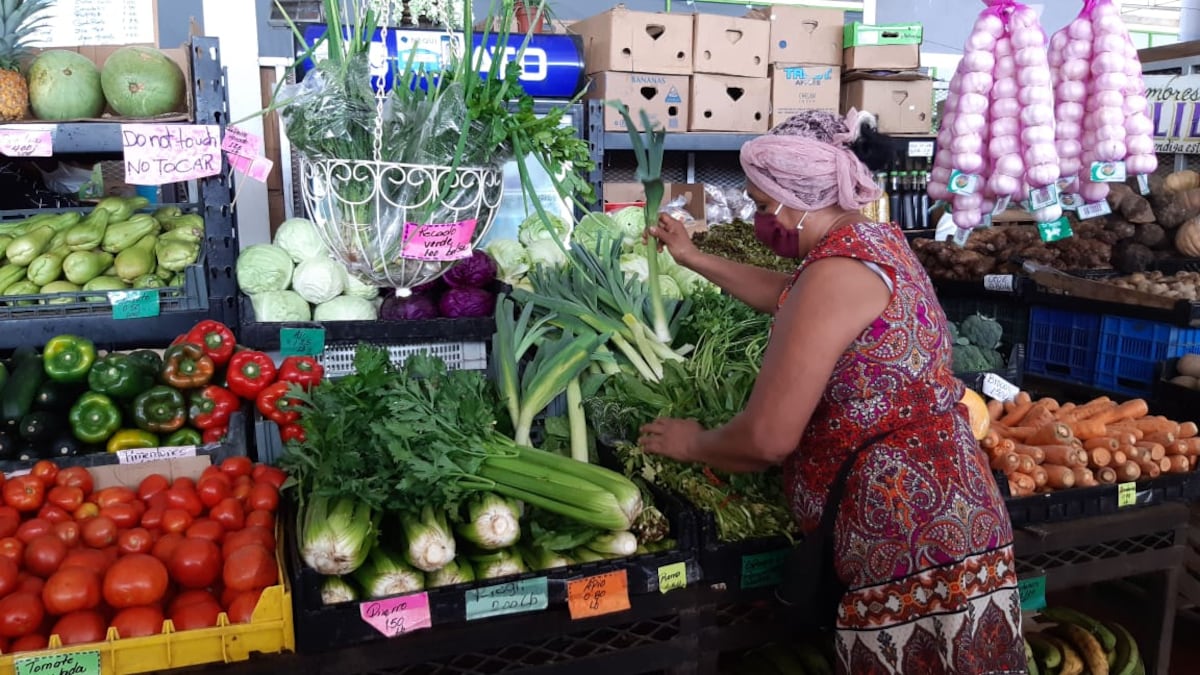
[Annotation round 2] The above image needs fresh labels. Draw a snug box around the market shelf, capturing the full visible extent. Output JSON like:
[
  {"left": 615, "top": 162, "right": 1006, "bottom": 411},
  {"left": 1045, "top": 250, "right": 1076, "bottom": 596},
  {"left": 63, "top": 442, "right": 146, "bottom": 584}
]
[
  {"left": 601, "top": 132, "right": 757, "bottom": 153},
  {"left": 48, "top": 123, "right": 126, "bottom": 154}
]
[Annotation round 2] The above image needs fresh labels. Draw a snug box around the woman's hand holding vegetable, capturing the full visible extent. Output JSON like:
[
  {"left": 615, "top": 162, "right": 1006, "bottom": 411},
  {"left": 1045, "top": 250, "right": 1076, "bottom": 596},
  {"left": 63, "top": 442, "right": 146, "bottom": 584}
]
[
  {"left": 647, "top": 214, "right": 701, "bottom": 268},
  {"left": 638, "top": 418, "right": 704, "bottom": 462}
]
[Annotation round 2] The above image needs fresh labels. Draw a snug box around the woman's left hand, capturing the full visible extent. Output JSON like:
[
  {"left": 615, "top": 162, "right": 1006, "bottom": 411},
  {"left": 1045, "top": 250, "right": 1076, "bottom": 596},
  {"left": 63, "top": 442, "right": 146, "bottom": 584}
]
[{"left": 639, "top": 418, "right": 705, "bottom": 462}]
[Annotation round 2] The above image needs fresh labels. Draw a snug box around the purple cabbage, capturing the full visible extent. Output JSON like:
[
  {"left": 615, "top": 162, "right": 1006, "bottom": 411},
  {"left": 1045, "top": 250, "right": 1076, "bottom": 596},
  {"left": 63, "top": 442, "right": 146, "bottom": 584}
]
[
  {"left": 438, "top": 287, "right": 496, "bottom": 318},
  {"left": 443, "top": 251, "right": 498, "bottom": 289},
  {"left": 380, "top": 293, "right": 439, "bottom": 321}
]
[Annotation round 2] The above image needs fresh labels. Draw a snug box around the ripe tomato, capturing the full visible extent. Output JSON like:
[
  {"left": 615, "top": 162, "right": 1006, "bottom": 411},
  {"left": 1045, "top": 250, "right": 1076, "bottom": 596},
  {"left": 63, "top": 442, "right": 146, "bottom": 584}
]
[
  {"left": 73, "top": 503, "right": 99, "bottom": 521},
  {"left": 0, "top": 510, "right": 19, "bottom": 539},
  {"left": 0, "top": 538, "right": 23, "bottom": 567},
  {"left": 168, "top": 537, "right": 221, "bottom": 589},
  {"left": 245, "top": 484, "right": 279, "bottom": 513},
  {"left": 30, "top": 460, "right": 58, "bottom": 488},
  {"left": 117, "top": 528, "right": 154, "bottom": 556},
  {"left": 168, "top": 592, "right": 221, "bottom": 631},
  {"left": 245, "top": 510, "right": 274, "bottom": 531},
  {"left": 226, "top": 589, "right": 262, "bottom": 624},
  {"left": 140, "top": 507, "right": 165, "bottom": 532},
  {"left": 200, "top": 465, "right": 223, "bottom": 481},
  {"left": 172, "top": 476, "right": 196, "bottom": 493},
  {"left": 151, "top": 533, "right": 184, "bottom": 565},
  {"left": 222, "top": 526, "right": 275, "bottom": 559},
  {"left": 252, "top": 465, "right": 287, "bottom": 490},
  {"left": 52, "top": 521, "right": 80, "bottom": 548},
  {"left": 144, "top": 491, "right": 168, "bottom": 512},
  {"left": 37, "top": 504, "right": 70, "bottom": 525},
  {"left": 164, "top": 488, "right": 203, "bottom": 518},
  {"left": 47, "top": 486, "right": 84, "bottom": 513},
  {"left": 0, "top": 592, "right": 44, "bottom": 637},
  {"left": 220, "top": 456, "right": 253, "bottom": 479},
  {"left": 197, "top": 478, "right": 232, "bottom": 512},
  {"left": 185, "top": 519, "right": 223, "bottom": 543},
  {"left": 231, "top": 475, "right": 254, "bottom": 502},
  {"left": 55, "top": 467, "right": 93, "bottom": 496},
  {"left": 94, "top": 487, "right": 136, "bottom": 509},
  {"left": 136, "top": 474, "right": 170, "bottom": 503},
  {"left": 42, "top": 567, "right": 101, "bottom": 615},
  {"left": 111, "top": 605, "right": 164, "bottom": 639},
  {"left": 61, "top": 549, "right": 111, "bottom": 575},
  {"left": 161, "top": 508, "right": 194, "bottom": 535},
  {"left": 15, "top": 518, "right": 52, "bottom": 544},
  {"left": 16, "top": 574, "right": 43, "bottom": 596},
  {"left": 24, "top": 535, "right": 68, "bottom": 578},
  {"left": 223, "top": 544, "right": 275, "bottom": 592},
  {"left": 9, "top": 633, "right": 46, "bottom": 653},
  {"left": 0, "top": 557, "right": 18, "bottom": 597},
  {"left": 50, "top": 610, "right": 106, "bottom": 646},
  {"left": 103, "top": 554, "right": 168, "bottom": 608},
  {"left": 4, "top": 476, "right": 45, "bottom": 513},
  {"left": 99, "top": 503, "right": 141, "bottom": 529},
  {"left": 209, "top": 497, "right": 244, "bottom": 532},
  {"left": 80, "top": 516, "right": 118, "bottom": 549}
]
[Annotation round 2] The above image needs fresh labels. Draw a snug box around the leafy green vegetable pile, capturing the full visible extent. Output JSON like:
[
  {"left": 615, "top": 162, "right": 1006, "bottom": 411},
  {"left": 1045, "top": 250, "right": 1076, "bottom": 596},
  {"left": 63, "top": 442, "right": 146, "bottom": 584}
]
[{"left": 692, "top": 222, "right": 797, "bottom": 274}]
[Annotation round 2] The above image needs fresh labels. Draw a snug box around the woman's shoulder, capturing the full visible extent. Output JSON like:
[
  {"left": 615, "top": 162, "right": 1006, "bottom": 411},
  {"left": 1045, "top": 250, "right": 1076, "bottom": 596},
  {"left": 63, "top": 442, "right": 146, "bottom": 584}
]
[{"left": 812, "top": 220, "right": 907, "bottom": 260}]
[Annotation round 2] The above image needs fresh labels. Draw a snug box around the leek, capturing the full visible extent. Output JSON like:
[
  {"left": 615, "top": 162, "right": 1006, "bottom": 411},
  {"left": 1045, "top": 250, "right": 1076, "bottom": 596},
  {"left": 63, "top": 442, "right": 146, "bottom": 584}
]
[
  {"left": 321, "top": 576, "right": 358, "bottom": 605},
  {"left": 565, "top": 375, "right": 588, "bottom": 463},
  {"left": 401, "top": 506, "right": 457, "bottom": 573},
  {"left": 300, "top": 496, "right": 379, "bottom": 576},
  {"left": 457, "top": 493, "right": 521, "bottom": 550},
  {"left": 519, "top": 544, "right": 574, "bottom": 571},
  {"left": 585, "top": 531, "right": 638, "bottom": 558},
  {"left": 469, "top": 548, "right": 528, "bottom": 580},
  {"left": 353, "top": 547, "right": 425, "bottom": 598},
  {"left": 571, "top": 547, "right": 608, "bottom": 563},
  {"left": 427, "top": 559, "right": 476, "bottom": 588}
]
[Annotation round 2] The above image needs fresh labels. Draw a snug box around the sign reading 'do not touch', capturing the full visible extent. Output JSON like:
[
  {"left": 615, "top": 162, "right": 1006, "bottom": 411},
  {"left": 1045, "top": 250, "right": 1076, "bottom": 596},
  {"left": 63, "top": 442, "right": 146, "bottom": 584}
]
[{"left": 121, "top": 124, "right": 222, "bottom": 185}]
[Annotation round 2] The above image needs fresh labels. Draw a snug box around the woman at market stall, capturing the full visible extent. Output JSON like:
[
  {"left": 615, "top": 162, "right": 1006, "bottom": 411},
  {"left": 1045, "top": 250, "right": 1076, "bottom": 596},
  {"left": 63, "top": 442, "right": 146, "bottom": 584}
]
[{"left": 638, "top": 110, "right": 1026, "bottom": 674}]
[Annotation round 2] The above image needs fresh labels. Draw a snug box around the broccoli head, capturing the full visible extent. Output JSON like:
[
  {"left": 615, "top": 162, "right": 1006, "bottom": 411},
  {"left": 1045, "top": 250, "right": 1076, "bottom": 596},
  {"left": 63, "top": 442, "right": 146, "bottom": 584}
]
[
  {"left": 960, "top": 313, "right": 1004, "bottom": 350},
  {"left": 952, "top": 344, "right": 992, "bottom": 373}
]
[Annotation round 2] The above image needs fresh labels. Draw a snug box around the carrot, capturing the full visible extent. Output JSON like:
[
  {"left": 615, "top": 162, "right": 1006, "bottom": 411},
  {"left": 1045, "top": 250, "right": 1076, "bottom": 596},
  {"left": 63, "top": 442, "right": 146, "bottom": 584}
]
[
  {"left": 1122, "top": 444, "right": 1143, "bottom": 462},
  {"left": 1108, "top": 430, "right": 1140, "bottom": 446},
  {"left": 999, "top": 401, "right": 1034, "bottom": 426},
  {"left": 1092, "top": 398, "right": 1149, "bottom": 425},
  {"left": 1069, "top": 418, "right": 1109, "bottom": 440},
  {"left": 1039, "top": 398, "right": 1061, "bottom": 412},
  {"left": 1042, "top": 464, "right": 1076, "bottom": 489},
  {"left": 1009, "top": 472, "right": 1036, "bottom": 494},
  {"left": 1185, "top": 438, "right": 1200, "bottom": 455},
  {"left": 1191, "top": 456, "right": 1198, "bottom": 471},
  {"left": 1135, "top": 417, "right": 1179, "bottom": 435},
  {"left": 1111, "top": 450, "right": 1127, "bottom": 466},
  {"left": 1157, "top": 456, "right": 1173, "bottom": 473},
  {"left": 1168, "top": 455, "right": 1191, "bottom": 473},
  {"left": 986, "top": 399, "right": 1005, "bottom": 420},
  {"left": 1012, "top": 444, "right": 1046, "bottom": 464},
  {"left": 994, "top": 438, "right": 1016, "bottom": 455},
  {"left": 1107, "top": 423, "right": 1144, "bottom": 442},
  {"left": 1016, "top": 454, "right": 1037, "bottom": 475},
  {"left": 1142, "top": 430, "right": 1177, "bottom": 446},
  {"left": 1063, "top": 396, "right": 1114, "bottom": 421},
  {"left": 1054, "top": 402, "right": 1077, "bottom": 419},
  {"left": 1018, "top": 402, "right": 1054, "bottom": 429},
  {"left": 1087, "top": 447, "right": 1112, "bottom": 468},
  {"left": 980, "top": 430, "right": 1000, "bottom": 450},
  {"left": 1041, "top": 445, "right": 1086, "bottom": 467},
  {"left": 1027, "top": 422, "right": 1073, "bottom": 446},
  {"left": 1136, "top": 442, "right": 1166, "bottom": 462},
  {"left": 995, "top": 425, "right": 1035, "bottom": 442},
  {"left": 1116, "top": 460, "right": 1141, "bottom": 482},
  {"left": 1071, "top": 466, "right": 1098, "bottom": 487},
  {"left": 1137, "top": 459, "right": 1162, "bottom": 479},
  {"left": 1031, "top": 465, "right": 1048, "bottom": 488},
  {"left": 1166, "top": 441, "right": 1190, "bottom": 456},
  {"left": 991, "top": 452, "right": 1020, "bottom": 474},
  {"left": 1084, "top": 437, "right": 1118, "bottom": 451},
  {"left": 1095, "top": 466, "right": 1117, "bottom": 484},
  {"left": 1178, "top": 421, "right": 1198, "bottom": 439},
  {"left": 1015, "top": 391, "right": 1032, "bottom": 405}
]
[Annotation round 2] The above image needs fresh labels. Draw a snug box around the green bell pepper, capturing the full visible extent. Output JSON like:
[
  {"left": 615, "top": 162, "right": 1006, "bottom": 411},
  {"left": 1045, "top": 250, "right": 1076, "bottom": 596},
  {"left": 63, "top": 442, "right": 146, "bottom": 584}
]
[
  {"left": 131, "top": 385, "right": 187, "bottom": 433},
  {"left": 87, "top": 354, "right": 156, "bottom": 399},
  {"left": 69, "top": 392, "right": 122, "bottom": 444},
  {"left": 106, "top": 429, "right": 159, "bottom": 453},
  {"left": 43, "top": 335, "right": 97, "bottom": 383},
  {"left": 164, "top": 428, "right": 202, "bottom": 446},
  {"left": 127, "top": 350, "right": 163, "bottom": 375}
]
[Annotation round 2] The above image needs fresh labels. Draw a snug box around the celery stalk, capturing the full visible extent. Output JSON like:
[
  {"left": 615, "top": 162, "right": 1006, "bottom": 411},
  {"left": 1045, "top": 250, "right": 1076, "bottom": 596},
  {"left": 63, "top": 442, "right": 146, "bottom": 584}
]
[
  {"left": 457, "top": 493, "right": 521, "bottom": 550},
  {"left": 566, "top": 376, "right": 588, "bottom": 463},
  {"left": 401, "top": 506, "right": 456, "bottom": 573}
]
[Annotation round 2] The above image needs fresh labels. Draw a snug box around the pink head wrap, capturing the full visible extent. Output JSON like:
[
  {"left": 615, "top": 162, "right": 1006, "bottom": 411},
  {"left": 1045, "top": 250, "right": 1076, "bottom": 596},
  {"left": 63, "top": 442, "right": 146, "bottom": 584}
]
[{"left": 739, "top": 109, "right": 882, "bottom": 212}]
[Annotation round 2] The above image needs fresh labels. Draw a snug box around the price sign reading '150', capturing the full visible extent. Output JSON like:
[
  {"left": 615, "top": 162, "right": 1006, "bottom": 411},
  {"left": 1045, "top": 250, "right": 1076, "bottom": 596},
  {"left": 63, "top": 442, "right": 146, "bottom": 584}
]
[{"left": 121, "top": 124, "right": 222, "bottom": 186}]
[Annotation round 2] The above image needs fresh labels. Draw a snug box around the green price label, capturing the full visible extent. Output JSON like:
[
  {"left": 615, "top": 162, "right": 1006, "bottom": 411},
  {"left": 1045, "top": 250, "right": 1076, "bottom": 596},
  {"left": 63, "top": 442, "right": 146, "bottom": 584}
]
[
  {"left": 108, "top": 289, "right": 160, "bottom": 320},
  {"left": 465, "top": 577, "right": 548, "bottom": 621},
  {"left": 657, "top": 562, "right": 687, "bottom": 594},
  {"left": 1037, "top": 217, "right": 1074, "bottom": 243},
  {"left": 740, "top": 549, "right": 789, "bottom": 590},
  {"left": 280, "top": 327, "right": 326, "bottom": 357},
  {"left": 1118, "top": 482, "right": 1137, "bottom": 508},
  {"left": 15, "top": 649, "right": 101, "bottom": 675},
  {"left": 1017, "top": 575, "right": 1046, "bottom": 612}
]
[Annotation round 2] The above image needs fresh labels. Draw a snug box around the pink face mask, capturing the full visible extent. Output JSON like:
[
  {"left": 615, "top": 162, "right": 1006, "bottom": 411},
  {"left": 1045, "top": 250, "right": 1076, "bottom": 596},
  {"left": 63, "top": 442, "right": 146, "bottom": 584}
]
[{"left": 754, "top": 204, "right": 808, "bottom": 259}]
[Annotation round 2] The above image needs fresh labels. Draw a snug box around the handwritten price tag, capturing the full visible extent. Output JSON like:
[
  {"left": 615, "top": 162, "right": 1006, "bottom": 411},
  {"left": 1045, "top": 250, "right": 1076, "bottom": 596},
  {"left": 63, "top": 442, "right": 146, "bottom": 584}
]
[
  {"left": 1017, "top": 574, "right": 1046, "bottom": 612},
  {"left": 1038, "top": 217, "right": 1074, "bottom": 242},
  {"left": 400, "top": 220, "right": 478, "bottom": 262},
  {"left": 1118, "top": 482, "right": 1137, "bottom": 508},
  {"left": 359, "top": 592, "right": 432, "bottom": 637},
  {"left": 222, "top": 125, "right": 263, "bottom": 158},
  {"left": 982, "top": 374, "right": 1020, "bottom": 403},
  {"left": 567, "top": 570, "right": 631, "bottom": 620},
  {"left": 229, "top": 154, "right": 274, "bottom": 182},
  {"left": 0, "top": 124, "right": 54, "bottom": 157},
  {"left": 657, "top": 562, "right": 687, "bottom": 594},
  {"left": 116, "top": 446, "right": 197, "bottom": 465},
  {"left": 109, "top": 289, "right": 160, "bottom": 320},
  {"left": 740, "top": 549, "right": 788, "bottom": 590},
  {"left": 122, "top": 124, "right": 221, "bottom": 185},
  {"left": 15, "top": 650, "right": 100, "bottom": 675},
  {"left": 982, "top": 274, "right": 1015, "bottom": 293},
  {"left": 280, "top": 328, "right": 326, "bottom": 357},
  {"left": 465, "top": 577, "right": 548, "bottom": 621}
]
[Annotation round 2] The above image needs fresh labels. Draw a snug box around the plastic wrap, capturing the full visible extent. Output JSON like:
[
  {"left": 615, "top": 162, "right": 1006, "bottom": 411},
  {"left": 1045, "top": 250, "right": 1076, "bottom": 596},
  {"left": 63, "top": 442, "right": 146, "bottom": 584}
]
[{"left": 661, "top": 193, "right": 696, "bottom": 227}]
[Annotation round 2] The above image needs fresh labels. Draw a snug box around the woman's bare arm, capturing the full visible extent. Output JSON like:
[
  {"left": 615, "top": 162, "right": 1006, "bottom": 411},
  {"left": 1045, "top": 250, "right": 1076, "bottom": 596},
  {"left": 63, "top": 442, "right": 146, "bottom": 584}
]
[{"left": 684, "top": 251, "right": 792, "bottom": 315}]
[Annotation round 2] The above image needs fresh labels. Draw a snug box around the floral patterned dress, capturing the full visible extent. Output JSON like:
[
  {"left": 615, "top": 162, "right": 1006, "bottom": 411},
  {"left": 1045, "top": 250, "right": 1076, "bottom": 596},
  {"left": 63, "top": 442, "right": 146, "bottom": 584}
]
[{"left": 777, "top": 221, "right": 1026, "bottom": 674}]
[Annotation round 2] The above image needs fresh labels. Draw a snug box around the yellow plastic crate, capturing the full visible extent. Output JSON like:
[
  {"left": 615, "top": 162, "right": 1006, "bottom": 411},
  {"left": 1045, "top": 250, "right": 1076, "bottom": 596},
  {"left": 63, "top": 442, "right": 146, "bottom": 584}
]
[{"left": 0, "top": 458, "right": 295, "bottom": 674}]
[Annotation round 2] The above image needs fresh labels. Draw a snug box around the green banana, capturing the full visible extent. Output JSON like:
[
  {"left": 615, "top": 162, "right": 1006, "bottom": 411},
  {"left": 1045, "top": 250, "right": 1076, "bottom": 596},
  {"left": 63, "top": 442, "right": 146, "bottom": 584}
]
[
  {"left": 1028, "top": 633, "right": 1063, "bottom": 672},
  {"left": 1025, "top": 639, "right": 1040, "bottom": 675},
  {"left": 1037, "top": 607, "right": 1117, "bottom": 653},
  {"left": 1106, "top": 622, "right": 1140, "bottom": 675},
  {"left": 64, "top": 208, "right": 110, "bottom": 251},
  {"left": 101, "top": 214, "right": 159, "bottom": 253}
]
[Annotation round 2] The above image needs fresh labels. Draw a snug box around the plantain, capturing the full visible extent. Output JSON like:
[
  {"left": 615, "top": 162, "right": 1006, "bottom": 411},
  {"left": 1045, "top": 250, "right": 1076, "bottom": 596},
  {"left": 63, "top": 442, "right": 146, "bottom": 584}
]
[
  {"left": 1106, "top": 621, "right": 1140, "bottom": 675},
  {"left": 1028, "top": 633, "right": 1063, "bottom": 672},
  {"left": 1046, "top": 634, "right": 1084, "bottom": 675},
  {"left": 1037, "top": 607, "right": 1117, "bottom": 653},
  {"left": 1025, "top": 639, "right": 1040, "bottom": 675},
  {"left": 760, "top": 644, "right": 808, "bottom": 674},
  {"left": 1049, "top": 624, "right": 1109, "bottom": 675},
  {"left": 795, "top": 641, "right": 832, "bottom": 675}
]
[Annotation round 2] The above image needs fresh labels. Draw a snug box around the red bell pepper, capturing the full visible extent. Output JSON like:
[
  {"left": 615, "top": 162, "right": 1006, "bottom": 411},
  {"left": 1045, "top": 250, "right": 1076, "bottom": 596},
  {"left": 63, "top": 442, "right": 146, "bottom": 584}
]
[
  {"left": 278, "top": 424, "right": 307, "bottom": 444},
  {"left": 186, "top": 320, "right": 237, "bottom": 366},
  {"left": 188, "top": 385, "right": 240, "bottom": 429},
  {"left": 277, "top": 356, "right": 324, "bottom": 391},
  {"left": 256, "top": 382, "right": 301, "bottom": 426},
  {"left": 202, "top": 426, "right": 228, "bottom": 444},
  {"left": 227, "top": 351, "right": 277, "bottom": 400}
]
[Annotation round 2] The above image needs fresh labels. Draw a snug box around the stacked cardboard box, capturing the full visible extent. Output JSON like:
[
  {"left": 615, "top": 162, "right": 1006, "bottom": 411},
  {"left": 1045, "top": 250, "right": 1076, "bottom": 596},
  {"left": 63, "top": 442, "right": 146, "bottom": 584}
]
[
  {"left": 840, "top": 22, "right": 933, "bottom": 135},
  {"left": 688, "top": 13, "right": 770, "bottom": 133},
  {"left": 750, "top": 5, "right": 843, "bottom": 130}
]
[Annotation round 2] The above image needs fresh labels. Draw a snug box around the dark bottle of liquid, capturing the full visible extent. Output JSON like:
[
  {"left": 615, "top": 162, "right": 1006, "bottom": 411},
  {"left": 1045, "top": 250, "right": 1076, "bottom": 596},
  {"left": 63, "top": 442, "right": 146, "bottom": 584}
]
[
  {"left": 918, "top": 170, "right": 931, "bottom": 230},
  {"left": 889, "top": 171, "right": 902, "bottom": 229},
  {"left": 902, "top": 172, "right": 919, "bottom": 231}
]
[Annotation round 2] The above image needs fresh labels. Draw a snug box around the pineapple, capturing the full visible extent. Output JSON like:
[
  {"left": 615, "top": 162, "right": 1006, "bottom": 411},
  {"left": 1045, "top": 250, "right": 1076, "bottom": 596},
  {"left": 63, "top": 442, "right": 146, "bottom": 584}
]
[{"left": 0, "top": 0, "right": 54, "bottom": 121}]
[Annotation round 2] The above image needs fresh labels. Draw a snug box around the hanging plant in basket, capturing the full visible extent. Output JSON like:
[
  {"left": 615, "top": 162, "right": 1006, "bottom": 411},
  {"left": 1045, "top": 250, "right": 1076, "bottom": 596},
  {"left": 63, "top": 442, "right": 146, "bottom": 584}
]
[{"left": 267, "top": 0, "right": 591, "bottom": 294}]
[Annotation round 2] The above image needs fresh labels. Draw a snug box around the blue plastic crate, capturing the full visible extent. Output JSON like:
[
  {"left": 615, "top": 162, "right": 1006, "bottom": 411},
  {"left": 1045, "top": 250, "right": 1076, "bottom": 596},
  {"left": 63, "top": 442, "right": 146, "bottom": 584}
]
[
  {"left": 1094, "top": 316, "right": 1200, "bottom": 396},
  {"left": 1025, "top": 307, "right": 1101, "bottom": 386}
]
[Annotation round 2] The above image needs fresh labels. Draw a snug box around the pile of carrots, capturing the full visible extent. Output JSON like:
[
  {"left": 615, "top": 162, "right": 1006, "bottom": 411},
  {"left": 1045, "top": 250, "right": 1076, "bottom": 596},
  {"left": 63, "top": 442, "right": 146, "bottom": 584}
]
[{"left": 982, "top": 392, "right": 1199, "bottom": 497}]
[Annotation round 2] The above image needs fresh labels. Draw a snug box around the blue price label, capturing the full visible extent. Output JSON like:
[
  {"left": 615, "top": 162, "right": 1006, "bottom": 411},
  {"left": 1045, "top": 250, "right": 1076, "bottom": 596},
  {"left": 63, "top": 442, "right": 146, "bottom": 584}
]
[
  {"left": 280, "top": 327, "right": 325, "bottom": 357},
  {"left": 1018, "top": 575, "right": 1046, "bottom": 612},
  {"left": 109, "top": 289, "right": 160, "bottom": 320},
  {"left": 740, "top": 549, "right": 789, "bottom": 590}
]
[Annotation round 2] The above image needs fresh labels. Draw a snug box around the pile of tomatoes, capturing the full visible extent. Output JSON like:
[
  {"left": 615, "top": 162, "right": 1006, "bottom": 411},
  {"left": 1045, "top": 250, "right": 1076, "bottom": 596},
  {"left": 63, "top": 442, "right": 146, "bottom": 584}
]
[{"left": 0, "top": 455, "right": 283, "bottom": 653}]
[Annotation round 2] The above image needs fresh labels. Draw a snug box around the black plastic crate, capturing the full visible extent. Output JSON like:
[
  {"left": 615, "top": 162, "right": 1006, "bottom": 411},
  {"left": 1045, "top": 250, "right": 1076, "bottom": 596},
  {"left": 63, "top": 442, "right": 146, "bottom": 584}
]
[
  {"left": 957, "top": 344, "right": 1026, "bottom": 393},
  {"left": 939, "top": 295, "right": 1030, "bottom": 354},
  {"left": 1152, "top": 358, "right": 1200, "bottom": 425},
  {"left": 285, "top": 490, "right": 701, "bottom": 654},
  {"left": 1002, "top": 471, "right": 1200, "bottom": 528},
  {"left": 1028, "top": 268, "right": 1200, "bottom": 327}
]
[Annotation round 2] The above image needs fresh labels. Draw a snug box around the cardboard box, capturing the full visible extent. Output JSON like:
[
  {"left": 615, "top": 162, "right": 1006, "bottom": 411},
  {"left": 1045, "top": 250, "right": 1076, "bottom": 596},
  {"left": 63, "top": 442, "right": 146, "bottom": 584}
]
[
  {"left": 843, "top": 22, "right": 922, "bottom": 71},
  {"left": 603, "top": 182, "right": 709, "bottom": 233},
  {"left": 692, "top": 14, "right": 769, "bottom": 78},
  {"left": 572, "top": 5, "right": 693, "bottom": 75},
  {"left": 690, "top": 74, "right": 769, "bottom": 134},
  {"left": 769, "top": 64, "right": 840, "bottom": 128},
  {"left": 747, "top": 6, "right": 843, "bottom": 66},
  {"left": 841, "top": 72, "right": 933, "bottom": 135},
  {"left": 587, "top": 72, "right": 689, "bottom": 132}
]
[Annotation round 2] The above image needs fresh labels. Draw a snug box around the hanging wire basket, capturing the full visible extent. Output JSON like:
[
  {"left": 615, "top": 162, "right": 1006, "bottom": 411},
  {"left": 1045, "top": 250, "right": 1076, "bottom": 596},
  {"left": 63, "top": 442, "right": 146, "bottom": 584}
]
[{"left": 299, "top": 156, "right": 505, "bottom": 294}]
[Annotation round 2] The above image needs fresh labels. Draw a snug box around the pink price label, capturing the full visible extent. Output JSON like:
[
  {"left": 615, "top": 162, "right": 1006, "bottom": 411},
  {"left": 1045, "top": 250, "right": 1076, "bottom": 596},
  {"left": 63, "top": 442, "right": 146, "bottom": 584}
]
[
  {"left": 359, "top": 592, "right": 432, "bottom": 637},
  {"left": 228, "top": 153, "right": 274, "bottom": 182},
  {"left": 0, "top": 126, "right": 53, "bottom": 157},
  {"left": 121, "top": 124, "right": 222, "bottom": 186},
  {"left": 401, "top": 220, "right": 478, "bottom": 261},
  {"left": 222, "top": 125, "right": 263, "bottom": 159}
]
